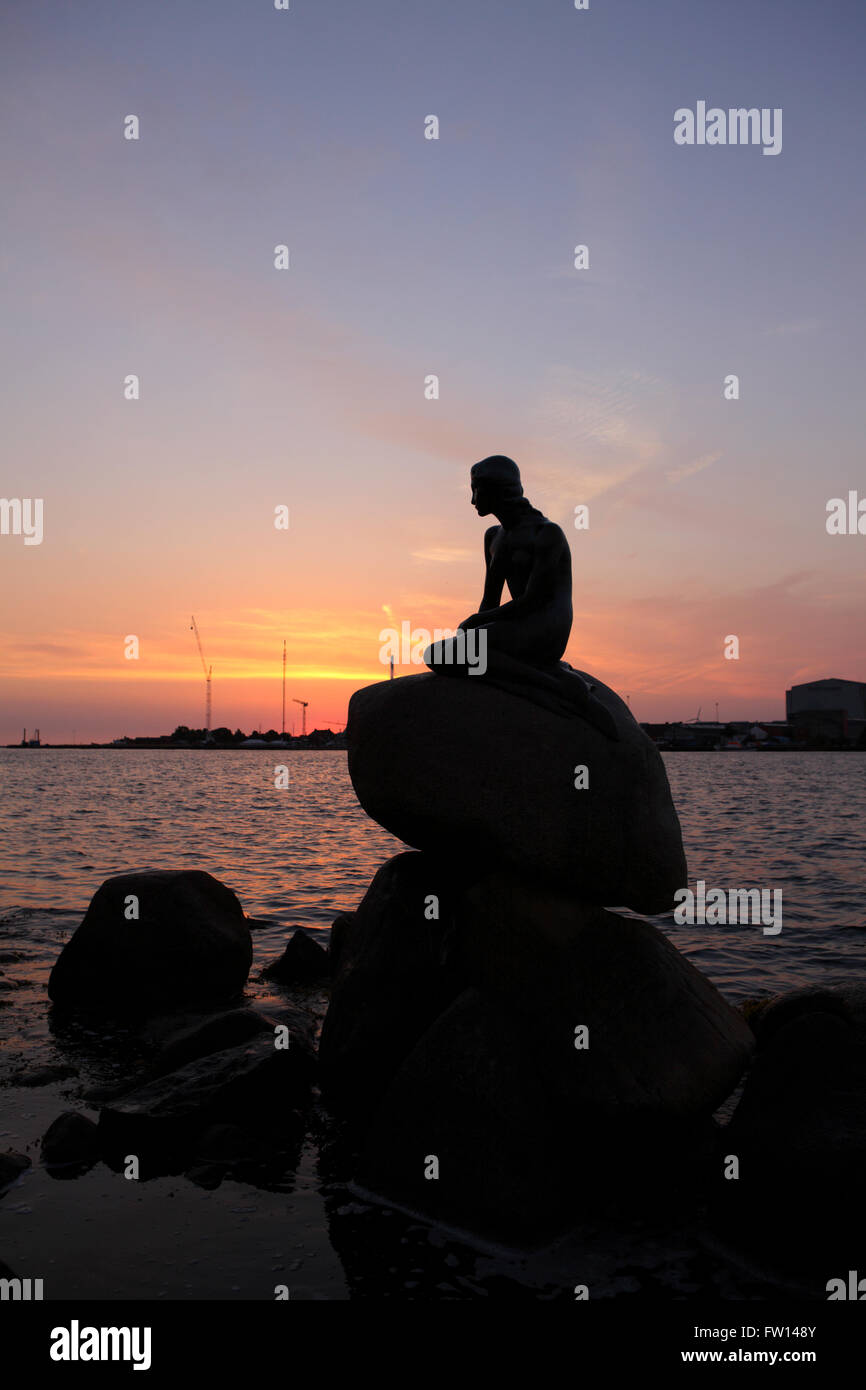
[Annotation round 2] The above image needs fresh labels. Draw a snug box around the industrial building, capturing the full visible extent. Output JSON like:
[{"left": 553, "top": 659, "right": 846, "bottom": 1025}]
[{"left": 785, "top": 678, "right": 866, "bottom": 747}]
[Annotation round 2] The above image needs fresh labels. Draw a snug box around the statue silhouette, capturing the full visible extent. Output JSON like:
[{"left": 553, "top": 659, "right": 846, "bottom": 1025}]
[{"left": 425, "top": 455, "right": 618, "bottom": 738}]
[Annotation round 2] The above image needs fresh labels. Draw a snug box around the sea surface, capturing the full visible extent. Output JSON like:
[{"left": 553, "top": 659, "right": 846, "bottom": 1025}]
[
  {"left": 2, "top": 748, "right": 865, "bottom": 1006},
  {"left": 1, "top": 749, "right": 865, "bottom": 1300}
]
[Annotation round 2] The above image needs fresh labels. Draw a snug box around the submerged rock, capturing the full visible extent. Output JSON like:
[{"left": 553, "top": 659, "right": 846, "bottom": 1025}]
[
  {"left": 48, "top": 870, "right": 253, "bottom": 1017},
  {"left": 347, "top": 672, "right": 686, "bottom": 913}
]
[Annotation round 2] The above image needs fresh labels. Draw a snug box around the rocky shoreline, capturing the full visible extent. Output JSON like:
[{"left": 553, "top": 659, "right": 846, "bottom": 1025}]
[
  {"left": 1, "top": 889, "right": 862, "bottom": 1296},
  {"left": 2, "top": 674, "right": 864, "bottom": 1295}
]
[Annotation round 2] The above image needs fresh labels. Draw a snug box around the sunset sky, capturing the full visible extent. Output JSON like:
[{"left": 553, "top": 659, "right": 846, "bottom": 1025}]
[{"left": 2, "top": 0, "right": 864, "bottom": 742}]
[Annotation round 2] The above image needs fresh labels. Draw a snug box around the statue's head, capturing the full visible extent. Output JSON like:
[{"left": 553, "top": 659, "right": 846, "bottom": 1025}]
[{"left": 470, "top": 455, "right": 523, "bottom": 516}]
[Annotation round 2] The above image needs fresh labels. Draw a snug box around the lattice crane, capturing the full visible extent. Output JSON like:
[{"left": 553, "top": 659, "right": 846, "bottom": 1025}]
[
  {"left": 190, "top": 615, "right": 212, "bottom": 735},
  {"left": 293, "top": 698, "right": 309, "bottom": 737}
]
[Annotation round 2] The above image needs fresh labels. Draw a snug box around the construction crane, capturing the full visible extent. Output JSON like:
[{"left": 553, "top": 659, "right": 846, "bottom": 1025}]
[
  {"left": 190, "top": 615, "right": 212, "bottom": 735},
  {"left": 293, "top": 698, "right": 309, "bottom": 737}
]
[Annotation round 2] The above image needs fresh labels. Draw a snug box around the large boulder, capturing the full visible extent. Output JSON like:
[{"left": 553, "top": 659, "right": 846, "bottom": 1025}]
[
  {"left": 319, "top": 853, "right": 465, "bottom": 1119},
  {"left": 711, "top": 985, "right": 866, "bottom": 1267},
  {"left": 457, "top": 872, "right": 754, "bottom": 1121},
  {"left": 322, "top": 859, "right": 751, "bottom": 1127},
  {"left": 48, "top": 870, "right": 253, "bottom": 1016},
  {"left": 325, "top": 864, "right": 752, "bottom": 1239},
  {"left": 327, "top": 912, "right": 354, "bottom": 975},
  {"left": 347, "top": 673, "right": 686, "bottom": 913},
  {"left": 361, "top": 987, "right": 575, "bottom": 1242},
  {"left": 744, "top": 983, "right": 866, "bottom": 1045}
]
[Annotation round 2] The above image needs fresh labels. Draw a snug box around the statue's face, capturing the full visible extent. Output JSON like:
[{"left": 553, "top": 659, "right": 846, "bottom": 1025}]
[{"left": 470, "top": 478, "right": 497, "bottom": 516}]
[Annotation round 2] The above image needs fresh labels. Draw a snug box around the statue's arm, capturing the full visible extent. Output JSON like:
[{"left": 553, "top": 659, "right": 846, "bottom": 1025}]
[
  {"left": 460, "top": 527, "right": 503, "bottom": 630},
  {"left": 479, "top": 526, "right": 504, "bottom": 611}
]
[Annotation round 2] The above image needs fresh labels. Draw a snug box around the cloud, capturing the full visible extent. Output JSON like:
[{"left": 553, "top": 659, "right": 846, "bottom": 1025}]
[
  {"left": 666, "top": 451, "right": 721, "bottom": 483},
  {"left": 410, "top": 546, "right": 474, "bottom": 563},
  {"left": 563, "top": 566, "right": 864, "bottom": 717}
]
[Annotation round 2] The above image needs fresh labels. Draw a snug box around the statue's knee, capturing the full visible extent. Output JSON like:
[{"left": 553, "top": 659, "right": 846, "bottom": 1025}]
[{"left": 424, "top": 638, "right": 469, "bottom": 675}]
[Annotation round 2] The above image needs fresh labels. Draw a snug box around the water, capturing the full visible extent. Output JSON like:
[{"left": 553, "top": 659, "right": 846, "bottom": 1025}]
[
  {"left": 1, "top": 749, "right": 865, "bottom": 1299},
  {"left": 2, "top": 749, "right": 865, "bottom": 1011}
]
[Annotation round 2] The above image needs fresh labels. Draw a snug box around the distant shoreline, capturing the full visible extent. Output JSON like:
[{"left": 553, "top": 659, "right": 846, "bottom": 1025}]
[
  {"left": 2, "top": 744, "right": 347, "bottom": 750},
  {"left": 4, "top": 743, "right": 863, "bottom": 753},
  {"left": 4, "top": 734, "right": 348, "bottom": 751}
]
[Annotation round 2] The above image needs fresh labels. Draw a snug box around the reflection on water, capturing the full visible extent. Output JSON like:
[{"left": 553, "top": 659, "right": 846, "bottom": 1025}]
[
  {"left": 1, "top": 749, "right": 865, "bottom": 1008},
  {"left": 0, "top": 748, "right": 400, "bottom": 925}
]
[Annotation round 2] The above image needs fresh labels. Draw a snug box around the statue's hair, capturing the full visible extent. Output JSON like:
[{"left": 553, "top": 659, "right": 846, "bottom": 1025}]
[{"left": 470, "top": 455, "right": 523, "bottom": 499}]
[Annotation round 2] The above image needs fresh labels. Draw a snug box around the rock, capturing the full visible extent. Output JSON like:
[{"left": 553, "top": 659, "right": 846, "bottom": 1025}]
[
  {"left": 357, "top": 872, "right": 753, "bottom": 1239},
  {"left": 264, "top": 929, "right": 329, "bottom": 985},
  {"left": 745, "top": 984, "right": 866, "bottom": 1046},
  {"left": 328, "top": 913, "right": 354, "bottom": 975},
  {"left": 48, "top": 870, "right": 253, "bottom": 1016},
  {"left": 99, "top": 1033, "right": 314, "bottom": 1167},
  {"left": 41, "top": 1111, "right": 100, "bottom": 1171},
  {"left": 255, "top": 1001, "right": 317, "bottom": 1055},
  {"left": 184, "top": 1163, "right": 225, "bottom": 1189},
  {"left": 457, "top": 873, "right": 754, "bottom": 1121},
  {"left": 347, "top": 672, "right": 686, "bottom": 913},
  {"left": 0, "top": 1152, "right": 31, "bottom": 1194},
  {"left": 147, "top": 1007, "right": 277, "bottom": 1076},
  {"left": 322, "top": 858, "right": 750, "bottom": 1130},
  {"left": 192, "top": 1122, "right": 277, "bottom": 1167},
  {"left": 319, "top": 853, "right": 465, "bottom": 1119},
  {"left": 712, "top": 988, "right": 866, "bottom": 1266},
  {"left": 184, "top": 1122, "right": 284, "bottom": 1190},
  {"left": 362, "top": 988, "right": 576, "bottom": 1241},
  {"left": 12, "top": 1063, "right": 78, "bottom": 1088}
]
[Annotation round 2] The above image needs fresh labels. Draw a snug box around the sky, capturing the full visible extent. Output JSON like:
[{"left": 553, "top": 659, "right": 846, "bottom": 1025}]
[{"left": 1, "top": 0, "right": 864, "bottom": 741}]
